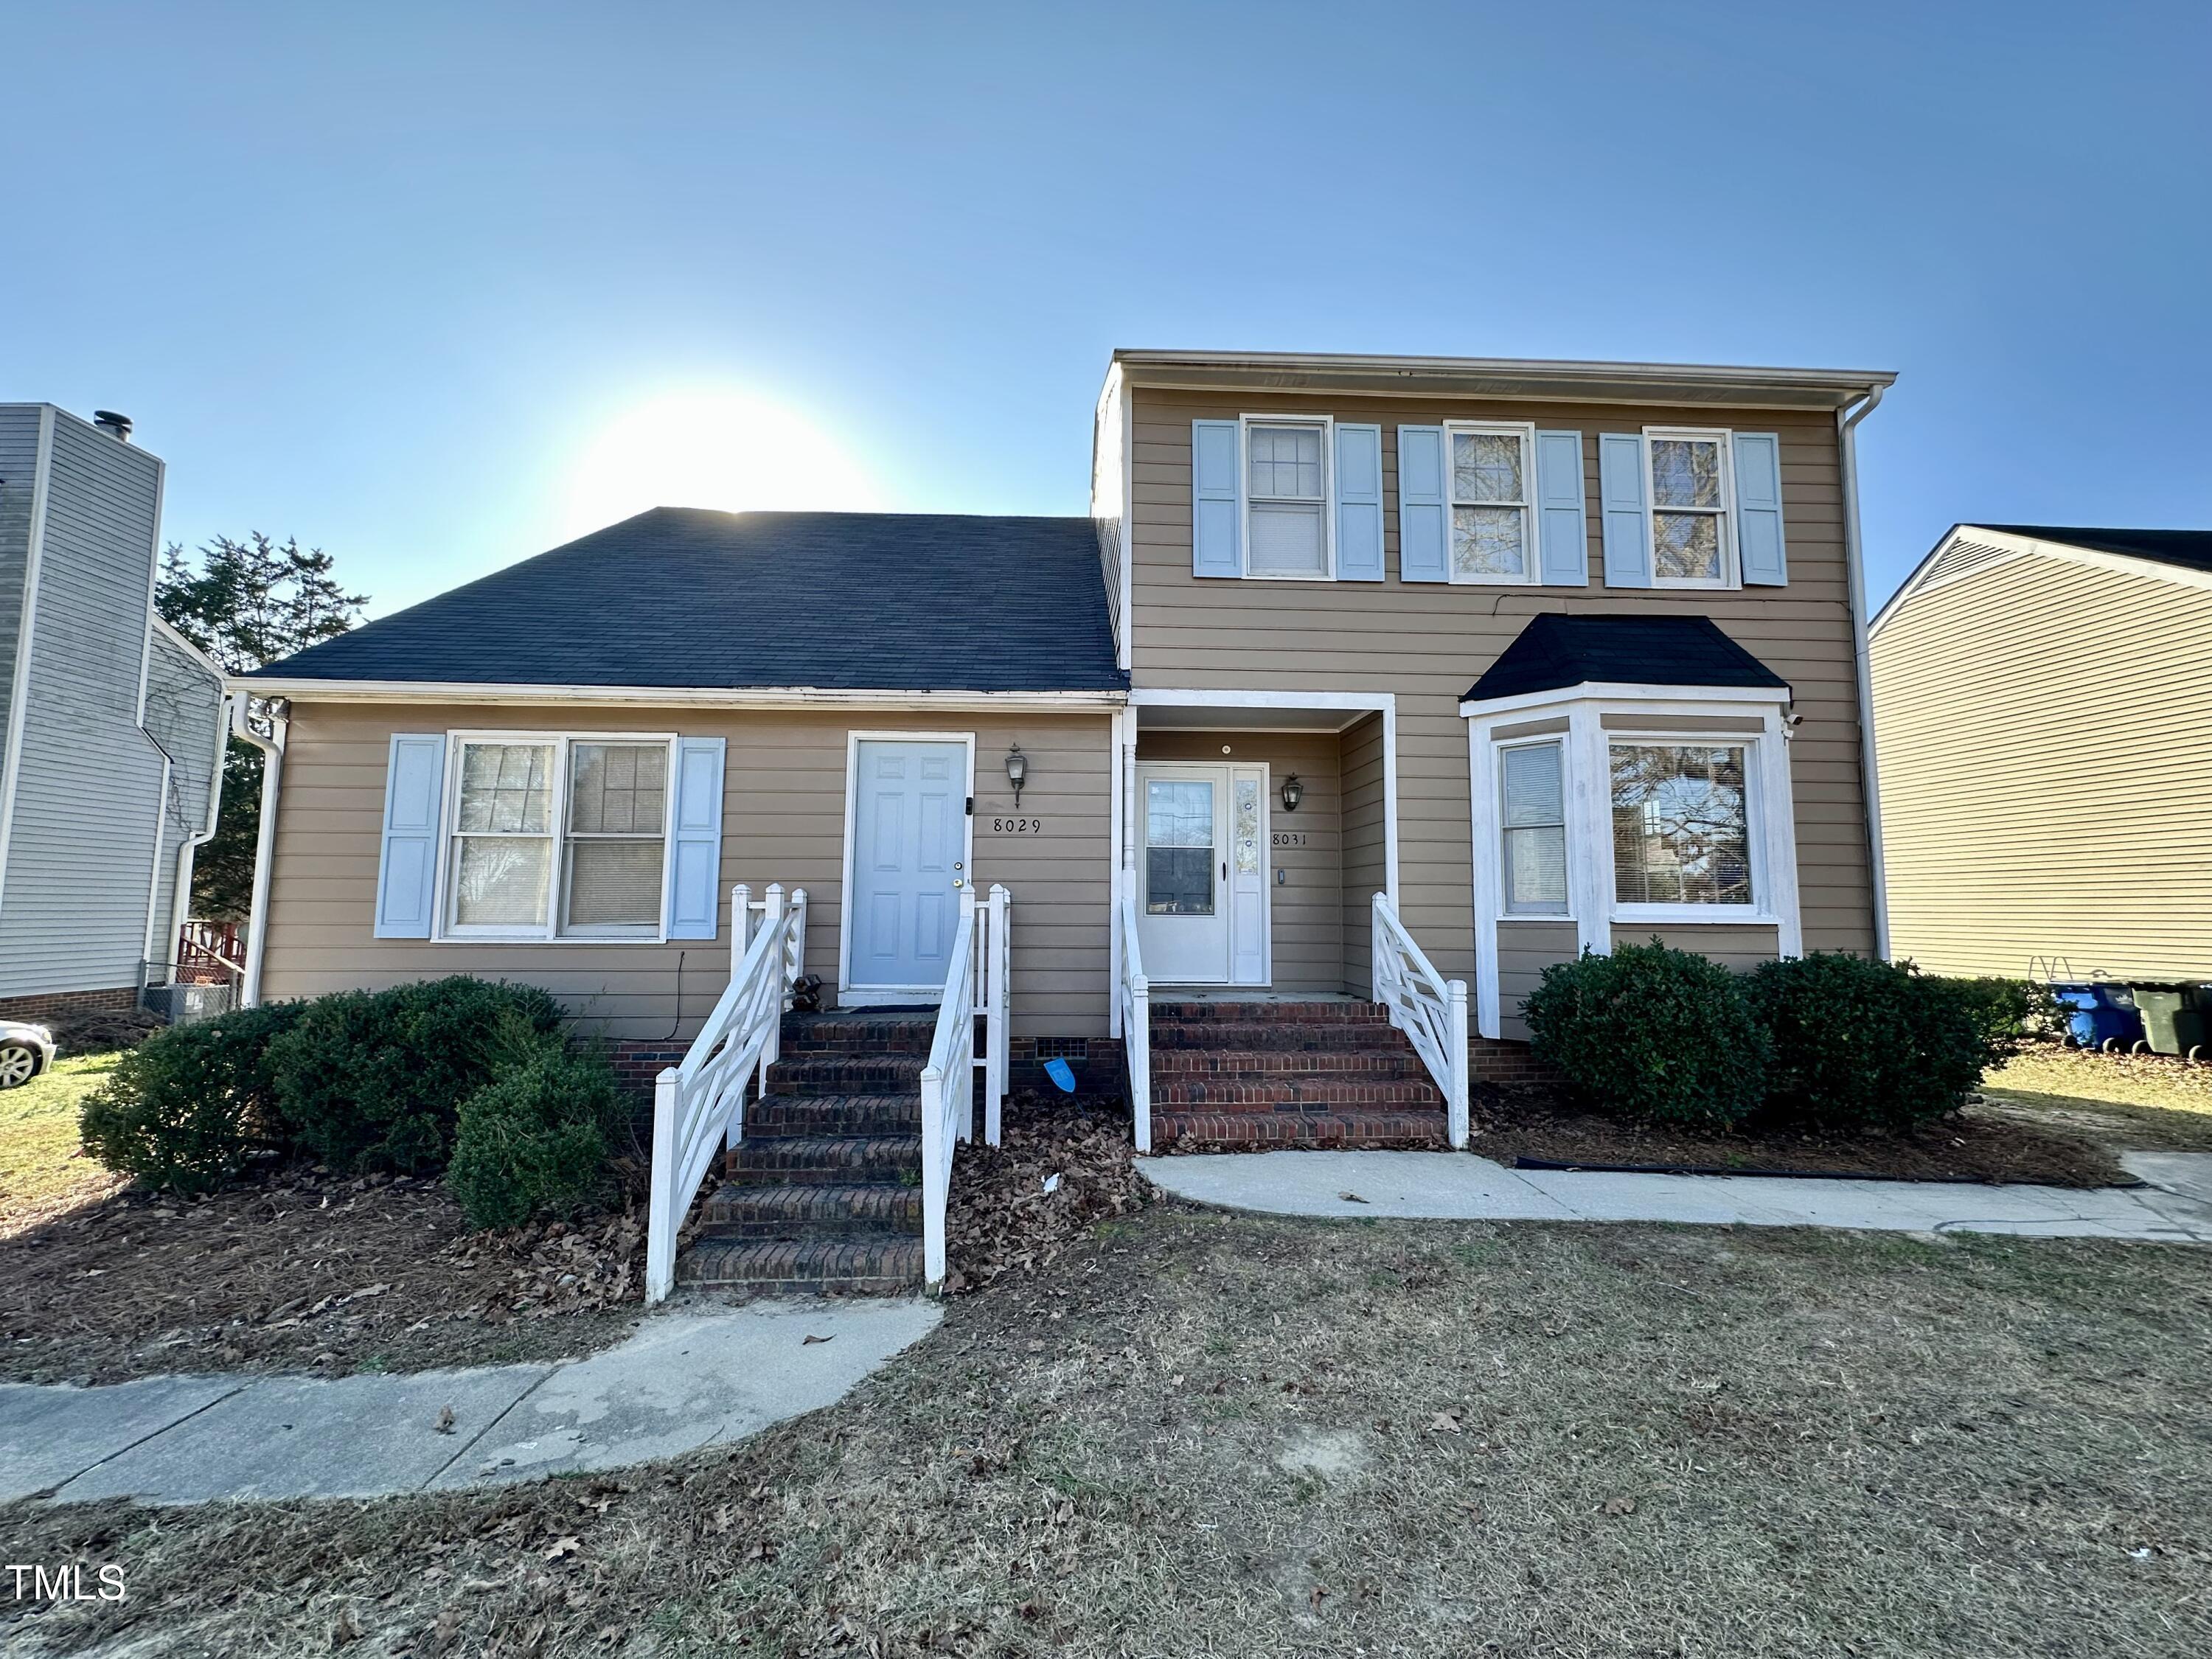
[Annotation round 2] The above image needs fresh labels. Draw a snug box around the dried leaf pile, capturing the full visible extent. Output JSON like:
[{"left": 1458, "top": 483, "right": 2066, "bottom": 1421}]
[{"left": 943, "top": 1097, "right": 1147, "bottom": 1293}]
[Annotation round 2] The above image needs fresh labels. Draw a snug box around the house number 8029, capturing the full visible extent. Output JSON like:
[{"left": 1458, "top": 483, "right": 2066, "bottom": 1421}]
[{"left": 992, "top": 818, "right": 1043, "bottom": 833}]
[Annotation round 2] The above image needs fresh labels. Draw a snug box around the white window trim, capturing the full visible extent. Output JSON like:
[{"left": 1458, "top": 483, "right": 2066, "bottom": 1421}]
[
  {"left": 431, "top": 729, "right": 679, "bottom": 945},
  {"left": 1443, "top": 420, "right": 1540, "bottom": 586},
  {"left": 1642, "top": 426, "right": 1740, "bottom": 591},
  {"left": 1495, "top": 736, "right": 1571, "bottom": 917},
  {"left": 1238, "top": 413, "right": 1336, "bottom": 582},
  {"left": 1464, "top": 689, "right": 1801, "bottom": 1040}
]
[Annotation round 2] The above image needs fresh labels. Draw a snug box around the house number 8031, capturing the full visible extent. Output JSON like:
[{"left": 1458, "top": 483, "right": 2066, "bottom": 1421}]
[{"left": 992, "top": 817, "right": 1043, "bottom": 834}]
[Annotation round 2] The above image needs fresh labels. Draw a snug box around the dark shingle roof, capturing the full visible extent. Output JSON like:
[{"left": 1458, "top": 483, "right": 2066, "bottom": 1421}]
[
  {"left": 246, "top": 509, "right": 1126, "bottom": 692},
  {"left": 1978, "top": 524, "right": 2212, "bottom": 578},
  {"left": 1463, "top": 614, "right": 1790, "bottom": 703}
]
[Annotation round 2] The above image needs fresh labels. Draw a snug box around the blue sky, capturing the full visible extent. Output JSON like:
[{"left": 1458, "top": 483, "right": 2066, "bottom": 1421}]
[{"left": 7, "top": 1, "right": 2206, "bottom": 615}]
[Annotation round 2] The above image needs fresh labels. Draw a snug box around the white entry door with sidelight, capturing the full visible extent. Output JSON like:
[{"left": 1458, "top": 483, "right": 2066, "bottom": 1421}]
[
  {"left": 846, "top": 737, "right": 972, "bottom": 995},
  {"left": 1135, "top": 762, "right": 1269, "bottom": 985}
]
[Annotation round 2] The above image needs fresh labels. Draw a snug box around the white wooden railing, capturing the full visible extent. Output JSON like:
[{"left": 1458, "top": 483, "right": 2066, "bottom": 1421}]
[
  {"left": 919, "top": 884, "right": 1010, "bottom": 1290},
  {"left": 645, "top": 883, "right": 808, "bottom": 1302},
  {"left": 1371, "top": 892, "right": 1470, "bottom": 1150},
  {"left": 1114, "top": 878, "right": 1152, "bottom": 1154}
]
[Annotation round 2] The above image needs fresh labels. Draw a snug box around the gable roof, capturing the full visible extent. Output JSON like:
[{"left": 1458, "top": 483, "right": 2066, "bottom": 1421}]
[
  {"left": 244, "top": 509, "right": 1126, "bottom": 695},
  {"left": 1461, "top": 614, "right": 1790, "bottom": 704},
  {"left": 1976, "top": 524, "right": 2212, "bottom": 579}
]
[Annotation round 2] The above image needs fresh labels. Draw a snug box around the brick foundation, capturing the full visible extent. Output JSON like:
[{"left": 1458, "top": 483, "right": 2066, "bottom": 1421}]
[
  {"left": 1467, "top": 1037, "right": 1554, "bottom": 1088},
  {"left": 0, "top": 986, "right": 142, "bottom": 1026}
]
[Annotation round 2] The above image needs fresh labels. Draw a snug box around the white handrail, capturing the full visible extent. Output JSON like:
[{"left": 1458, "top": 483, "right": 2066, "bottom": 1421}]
[
  {"left": 1371, "top": 892, "right": 1470, "bottom": 1149},
  {"left": 1116, "top": 876, "right": 1152, "bottom": 1154},
  {"left": 920, "top": 889, "right": 979, "bottom": 1290},
  {"left": 645, "top": 883, "right": 808, "bottom": 1302},
  {"left": 979, "top": 883, "right": 1010, "bottom": 1144}
]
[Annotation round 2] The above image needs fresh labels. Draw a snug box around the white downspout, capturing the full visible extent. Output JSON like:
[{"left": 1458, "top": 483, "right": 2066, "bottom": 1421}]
[
  {"left": 167, "top": 689, "right": 236, "bottom": 957},
  {"left": 231, "top": 695, "right": 287, "bottom": 1007},
  {"left": 1837, "top": 386, "right": 1889, "bottom": 960}
]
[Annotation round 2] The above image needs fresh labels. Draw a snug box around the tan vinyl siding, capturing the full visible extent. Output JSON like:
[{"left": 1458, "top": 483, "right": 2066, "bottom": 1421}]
[
  {"left": 1135, "top": 729, "right": 1341, "bottom": 992},
  {"left": 262, "top": 702, "right": 1114, "bottom": 1040},
  {"left": 1496, "top": 919, "right": 1577, "bottom": 1040},
  {"left": 1871, "top": 552, "right": 2212, "bottom": 980},
  {"left": 1637, "top": 925, "right": 1780, "bottom": 970},
  {"left": 1340, "top": 710, "right": 1385, "bottom": 995},
  {"left": 1128, "top": 387, "right": 1877, "bottom": 980}
]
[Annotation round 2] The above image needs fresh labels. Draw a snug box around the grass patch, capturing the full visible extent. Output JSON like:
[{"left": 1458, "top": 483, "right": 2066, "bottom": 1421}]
[
  {"left": 1983, "top": 1045, "right": 2212, "bottom": 1153},
  {"left": 0, "top": 1051, "right": 124, "bottom": 1235},
  {"left": 7, "top": 1208, "right": 2208, "bottom": 1658}
]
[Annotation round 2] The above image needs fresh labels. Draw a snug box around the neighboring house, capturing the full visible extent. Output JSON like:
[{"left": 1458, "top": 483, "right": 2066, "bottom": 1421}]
[
  {"left": 239, "top": 347, "right": 1893, "bottom": 1077},
  {"left": 1871, "top": 524, "right": 2212, "bottom": 981},
  {"left": 0, "top": 405, "right": 229, "bottom": 1024}
]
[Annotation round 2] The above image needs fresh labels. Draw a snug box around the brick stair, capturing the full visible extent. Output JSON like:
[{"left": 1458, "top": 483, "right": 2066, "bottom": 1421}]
[
  {"left": 1146, "top": 999, "right": 1450, "bottom": 1151},
  {"left": 675, "top": 1012, "right": 933, "bottom": 1295}
]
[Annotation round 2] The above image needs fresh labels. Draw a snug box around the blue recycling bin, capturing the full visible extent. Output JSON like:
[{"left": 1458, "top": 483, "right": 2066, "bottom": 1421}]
[{"left": 2050, "top": 983, "right": 2144, "bottom": 1050}]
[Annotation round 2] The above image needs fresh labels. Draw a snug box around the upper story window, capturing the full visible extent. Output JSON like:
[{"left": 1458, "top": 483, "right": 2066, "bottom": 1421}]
[
  {"left": 1609, "top": 742, "right": 1753, "bottom": 907},
  {"left": 1245, "top": 420, "right": 1330, "bottom": 578},
  {"left": 1645, "top": 428, "right": 1736, "bottom": 588},
  {"left": 446, "top": 734, "right": 673, "bottom": 940},
  {"left": 1450, "top": 423, "right": 1537, "bottom": 583}
]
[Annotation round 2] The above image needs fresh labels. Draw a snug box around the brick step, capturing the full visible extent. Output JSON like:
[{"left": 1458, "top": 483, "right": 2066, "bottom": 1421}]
[
  {"left": 778, "top": 1012, "right": 939, "bottom": 1055},
  {"left": 1148, "top": 1000, "right": 1390, "bottom": 1024},
  {"left": 766, "top": 1052, "right": 926, "bottom": 1096},
  {"left": 729, "top": 1134, "right": 922, "bottom": 1183},
  {"left": 1150, "top": 1073, "right": 1445, "bottom": 1109},
  {"left": 677, "top": 1235, "right": 924, "bottom": 1294},
  {"left": 1150, "top": 1048, "right": 1429, "bottom": 1079},
  {"left": 1147, "top": 1019, "right": 1414, "bottom": 1053},
  {"left": 700, "top": 1180, "right": 922, "bottom": 1237},
  {"left": 745, "top": 1093, "right": 921, "bottom": 1138},
  {"left": 1152, "top": 1109, "right": 1452, "bottom": 1150}
]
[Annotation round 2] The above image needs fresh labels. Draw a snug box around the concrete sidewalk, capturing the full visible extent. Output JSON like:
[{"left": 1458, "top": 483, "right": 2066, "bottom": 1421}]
[
  {"left": 1139, "top": 1149, "right": 2212, "bottom": 1243},
  {"left": 0, "top": 1297, "right": 939, "bottom": 1507}
]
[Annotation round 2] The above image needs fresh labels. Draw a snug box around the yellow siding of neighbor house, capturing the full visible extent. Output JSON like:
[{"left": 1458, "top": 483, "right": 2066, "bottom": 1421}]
[
  {"left": 1871, "top": 552, "right": 2212, "bottom": 981},
  {"left": 262, "top": 702, "right": 1115, "bottom": 1040},
  {"left": 1127, "top": 387, "right": 1878, "bottom": 982}
]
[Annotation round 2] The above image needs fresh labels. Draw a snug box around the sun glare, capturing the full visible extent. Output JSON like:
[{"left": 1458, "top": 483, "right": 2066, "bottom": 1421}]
[{"left": 563, "top": 389, "right": 882, "bottom": 538}]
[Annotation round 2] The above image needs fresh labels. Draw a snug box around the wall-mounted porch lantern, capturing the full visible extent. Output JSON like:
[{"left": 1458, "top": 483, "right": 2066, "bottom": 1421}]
[
  {"left": 1280, "top": 773, "right": 1304, "bottom": 813},
  {"left": 1005, "top": 743, "right": 1028, "bottom": 807}
]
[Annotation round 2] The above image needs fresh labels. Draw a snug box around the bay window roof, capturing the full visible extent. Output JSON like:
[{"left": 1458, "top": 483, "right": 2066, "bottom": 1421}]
[{"left": 1461, "top": 613, "right": 1790, "bottom": 704}]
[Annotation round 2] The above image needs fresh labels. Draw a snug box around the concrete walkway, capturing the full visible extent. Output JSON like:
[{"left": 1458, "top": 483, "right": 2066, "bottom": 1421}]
[
  {"left": 1140, "top": 1150, "right": 2212, "bottom": 1243},
  {"left": 0, "top": 1297, "right": 939, "bottom": 1507}
]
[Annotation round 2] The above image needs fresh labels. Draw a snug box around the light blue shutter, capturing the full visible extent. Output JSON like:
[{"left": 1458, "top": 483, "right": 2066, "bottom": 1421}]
[
  {"left": 1733, "top": 431, "right": 1787, "bottom": 585},
  {"left": 1396, "top": 425, "right": 1447, "bottom": 582},
  {"left": 374, "top": 734, "right": 446, "bottom": 939},
  {"left": 1334, "top": 422, "right": 1383, "bottom": 580},
  {"left": 1533, "top": 431, "right": 1590, "bottom": 587},
  {"left": 1191, "top": 420, "right": 1242, "bottom": 577},
  {"left": 666, "top": 736, "right": 726, "bottom": 939},
  {"left": 1598, "top": 434, "right": 1652, "bottom": 588}
]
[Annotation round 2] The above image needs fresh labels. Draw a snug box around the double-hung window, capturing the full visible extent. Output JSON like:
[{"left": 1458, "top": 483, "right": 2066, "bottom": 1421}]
[
  {"left": 1498, "top": 741, "right": 1568, "bottom": 914},
  {"left": 1448, "top": 422, "right": 1537, "bottom": 583},
  {"left": 1609, "top": 742, "right": 1753, "bottom": 908},
  {"left": 445, "top": 734, "right": 674, "bottom": 939},
  {"left": 1245, "top": 419, "right": 1330, "bottom": 578},
  {"left": 1645, "top": 428, "right": 1735, "bottom": 588}
]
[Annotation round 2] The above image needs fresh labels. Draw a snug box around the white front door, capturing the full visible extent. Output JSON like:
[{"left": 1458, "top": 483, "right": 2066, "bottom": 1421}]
[
  {"left": 848, "top": 738, "right": 969, "bottom": 990},
  {"left": 1135, "top": 762, "right": 1269, "bottom": 985}
]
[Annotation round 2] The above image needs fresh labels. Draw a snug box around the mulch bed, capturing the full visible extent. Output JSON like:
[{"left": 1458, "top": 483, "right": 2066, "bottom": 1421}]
[
  {"left": 1467, "top": 1088, "right": 2132, "bottom": 1188},
  {"left": 0, "top": 1167, "right": 648, "bottom": 1385},
  {"left": 945, "top": 1094, "right": 1148, "bottom": 1293}
]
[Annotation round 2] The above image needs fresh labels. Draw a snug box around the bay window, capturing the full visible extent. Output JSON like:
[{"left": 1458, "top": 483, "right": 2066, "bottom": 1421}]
[
  {"left": 1498, "top": 741, "right": 1568, "bottom": 914},
  {"left": 1609, "top": 743, "right": 1753, "bottom": 907},
  {"left": 1448, "top": 423, "right": 1536, "bottom": 583},
  {"left": 444, "top": 734, "right": 674, "bottom": 939}
]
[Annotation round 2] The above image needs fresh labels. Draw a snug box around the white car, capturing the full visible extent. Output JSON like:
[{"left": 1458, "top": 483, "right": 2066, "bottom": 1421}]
[{"left": 0, "top": 1020, "right": 56, "bottom": 1088}]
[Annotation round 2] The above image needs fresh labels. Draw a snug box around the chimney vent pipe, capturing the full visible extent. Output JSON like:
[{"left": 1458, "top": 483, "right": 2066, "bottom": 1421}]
[{"left": 91, "top": 409, "right": 133, "bottom": 442}]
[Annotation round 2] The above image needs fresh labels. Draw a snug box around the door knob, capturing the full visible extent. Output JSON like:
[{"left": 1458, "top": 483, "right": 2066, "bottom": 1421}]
[{"left": 952, "top": 877, "right": 964, "bottom": 888}]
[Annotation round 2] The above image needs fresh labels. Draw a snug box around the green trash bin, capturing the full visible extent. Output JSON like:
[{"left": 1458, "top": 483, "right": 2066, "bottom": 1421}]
[{"left": 2130, "top": 984, "right": 2204, "bottom": 1057}]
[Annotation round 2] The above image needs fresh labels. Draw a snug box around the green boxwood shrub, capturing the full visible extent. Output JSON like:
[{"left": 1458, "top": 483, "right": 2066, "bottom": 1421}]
[
  {"left": 267, "top": 976, "right": 565, "bottom": 1173},
  {"left": 1746, "top": 954, "right": 2000, "bottom": 1133},
  {"left": 445, "top": 1042, "right": 621, "bottom": 1231},
  {"left": 1523, "top": 941, "right": 1770, "bottom": 1127},
  {"left": 79, "top": 1002, "right": 305, "bottom": 1195}
]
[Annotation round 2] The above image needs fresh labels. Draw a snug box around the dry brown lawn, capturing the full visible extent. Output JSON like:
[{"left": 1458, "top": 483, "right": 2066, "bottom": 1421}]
[
  {"left": 6, "top": 1205, "right": 2207, "bottom": 1659},
  {"left": 1984, "top": 1046, "right": 2212, "bottom": 1154}
]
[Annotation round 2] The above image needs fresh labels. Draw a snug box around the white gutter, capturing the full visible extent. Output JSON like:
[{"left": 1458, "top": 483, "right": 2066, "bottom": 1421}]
[
  {"left": 230, "top": 695, "right": 287, "bottom": 1007},
  {"left": 1837, "top": 386, "right": 1889, "bottom": 961},
  {"left": 238, "top": 679, "right": 1127, "bottom": 712}
]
